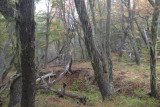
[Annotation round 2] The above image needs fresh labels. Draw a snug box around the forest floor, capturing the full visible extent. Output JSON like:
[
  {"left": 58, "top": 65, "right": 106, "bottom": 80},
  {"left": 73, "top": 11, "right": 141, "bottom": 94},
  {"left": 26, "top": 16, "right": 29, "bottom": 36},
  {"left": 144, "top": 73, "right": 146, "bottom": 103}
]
[
  {"left": 35, "top": 61, "right": 160, "bottom": 107},
  {"left": 2, "top": 60, "right": 160, "bottom": 107}
]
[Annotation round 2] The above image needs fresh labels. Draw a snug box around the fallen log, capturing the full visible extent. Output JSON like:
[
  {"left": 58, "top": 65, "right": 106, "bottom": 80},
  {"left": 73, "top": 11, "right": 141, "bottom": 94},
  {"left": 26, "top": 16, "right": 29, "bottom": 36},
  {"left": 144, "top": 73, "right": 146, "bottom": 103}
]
[
  {"left": 36, "top": 72, "right": 56, "bottom": 82},
  {"left": 49, "top": 87, "right": 86, "bottom": 104},
  {"left": 37, "top": 83, "right": 86, "bottom": 105}
]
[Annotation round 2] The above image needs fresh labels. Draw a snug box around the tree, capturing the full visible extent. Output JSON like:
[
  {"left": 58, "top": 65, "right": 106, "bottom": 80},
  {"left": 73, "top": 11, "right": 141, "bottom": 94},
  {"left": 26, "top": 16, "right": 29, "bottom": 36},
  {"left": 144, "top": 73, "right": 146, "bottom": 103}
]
[
  {"left": 128, "top": 0, "right": 140, "bottom": 65},
  {"left": 0, "top": 0, "right": 14, "bottom": 21},
  {"left": 106, "top": 0, "right": 114, "bottom": 92},
  {"left": 44, "top": 0, "right": 57, "bottom": 68},
  {"left": 74, "top": 0, "right": 112, "bottom": 100},
  {"left": 89, "top": 0, "right": 107, "bottom": 74},
  {"left": 17, "top": 0, "right": 36, "bottom": 106},
  {"left": 148, "top": 0, "right": 160, "bottom": 98},
  {"left": 0, "top": 0, "right": 36, "bottom": 106}
]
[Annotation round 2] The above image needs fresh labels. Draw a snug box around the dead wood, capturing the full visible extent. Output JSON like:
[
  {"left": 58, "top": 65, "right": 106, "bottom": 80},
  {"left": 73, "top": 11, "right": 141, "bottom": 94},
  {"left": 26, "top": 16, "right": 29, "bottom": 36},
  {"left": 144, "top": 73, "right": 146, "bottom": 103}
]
[
  {"left": 36, "top": 54, "right": 86, "bottom": 104},
  {"left": 37, "top": 83, "right": 86, "bottom": 105},
  {"left": 49, "top": 53, "right": 72, "bottom": 85},
  {"left": 36, "top": 72, "right": 56, "bottom": 83},
  {"left": 36, "top": 53, "right": 86, "bottom": 104},
  {"left": 50, "top": 87, "right": 86, "bottom": 104}
]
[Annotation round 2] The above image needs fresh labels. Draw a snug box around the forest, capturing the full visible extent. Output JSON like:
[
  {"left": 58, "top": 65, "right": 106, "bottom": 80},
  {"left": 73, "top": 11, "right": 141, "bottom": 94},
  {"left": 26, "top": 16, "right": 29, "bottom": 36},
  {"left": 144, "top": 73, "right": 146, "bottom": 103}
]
[{"left": 0, "top": 0, "right": 160, "bottom": 106}]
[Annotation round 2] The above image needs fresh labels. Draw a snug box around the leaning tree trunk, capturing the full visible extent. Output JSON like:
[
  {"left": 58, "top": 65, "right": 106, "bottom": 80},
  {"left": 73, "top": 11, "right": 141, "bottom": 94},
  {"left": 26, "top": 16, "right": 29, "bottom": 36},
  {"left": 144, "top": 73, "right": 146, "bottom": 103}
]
[
  {"left": 74, "top": 0, "right": 112, "bottom": 101},
  {"left": 88, "top": 0, "right": 97, "bottom": 35},
  {"left": 89, "top": 0, "right": 107, "bottom": 73},
  {"left": 149, "top": 0, "right": 160, "bottom": 99},
  {"left": 17, "top": 0, "right": 36, "bottom": 106},
  {"left": 0, "top": 23, "right": 13, "bottom": 83},
  {"left": 8, "top": 22, "right": 22, "bottom": 107}
]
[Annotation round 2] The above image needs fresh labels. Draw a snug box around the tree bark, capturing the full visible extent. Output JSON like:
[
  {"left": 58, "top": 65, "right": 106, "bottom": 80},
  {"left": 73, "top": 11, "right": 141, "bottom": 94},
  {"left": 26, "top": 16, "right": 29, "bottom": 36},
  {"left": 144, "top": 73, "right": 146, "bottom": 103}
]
[
  {"left": 106, "top": 0, "right": 114, "bottom": 92},
  {"left": 8, "top": 76, "right": 22, "bottom": 107},
  {"left": 149, "top": 0, "right": 160, "bottom": 99},
  {"left": 0, "top": 0, "right": 14, "bottom": 21},
  {"left": 0, "top": 23, "right": 13, "bottom": 83},
  {"left": 74, "top": 0, "right": 112, "bottom": 101},
  {"left": 17, "top": 0, "right": 36, "bottom": 106},
  {"left": 128, "top": 0, "right": 140, "bottom": 65},
  {"left": 89, "top": 0, "right": 107, "bottom": 73},
  {"left": 88, "top": 0, "right": 96, "bottom": 35},
  {"left": 135, "top": 19, "right": 149, "bottom": 48},
  {"left": 120, "top": 3, "right": 128, "bottom": 58}
]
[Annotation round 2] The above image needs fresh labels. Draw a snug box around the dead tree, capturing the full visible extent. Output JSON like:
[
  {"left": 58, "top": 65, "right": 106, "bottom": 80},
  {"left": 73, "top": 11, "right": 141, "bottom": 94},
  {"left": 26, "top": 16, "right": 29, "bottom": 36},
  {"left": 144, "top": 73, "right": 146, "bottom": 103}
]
[{"left": 37, "top": 54, "right": 86, "bottom": 104}]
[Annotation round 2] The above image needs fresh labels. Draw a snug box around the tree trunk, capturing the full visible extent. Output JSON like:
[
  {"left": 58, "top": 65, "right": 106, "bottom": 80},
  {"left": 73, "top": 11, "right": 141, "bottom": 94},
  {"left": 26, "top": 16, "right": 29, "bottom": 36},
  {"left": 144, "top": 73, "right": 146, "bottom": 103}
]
[
  {"left": 8, "top": 76, "right": 22, "bottom": 107},
  {"left": 17, "top": 0, "right": 36, "bottom": 106},
  {"left": 119, "top": 34, "right": 127, "bottom": 57},
  {"left": 128, "top": 0, "right": 140, "bottom": 65},
  {"left": 120, "top": 3, "right": 128, "bottom": 58},
  {"left": 106, "top": 0, "right": 114, "bottom": 92},
  {"left": 135, "top": 19, "right": 149, "bottom": 48},
  {"left": 88, "top": 0, "right": 97, "bottom": 35},
  {"left": 74, "top": 0, "right": 112, "bottom": 101},
  {"left": 149, "top": 0, "right": 160, "bottom": 99},
  {"left": 89, "top": 0, "right": 107, "bottom": 73},
  {"left": 97, "top": 0, "right": 103, "bottom": 33},
  {"left": 0, "top": 23, "right": 13, "bottom": 83},
  {"left": 44, "top": 2, "right": 50, "bottom": 68},
  {"left": 77, "top": 29, "right": 85, "bottom": 60}
]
